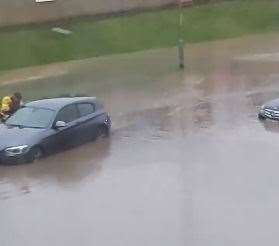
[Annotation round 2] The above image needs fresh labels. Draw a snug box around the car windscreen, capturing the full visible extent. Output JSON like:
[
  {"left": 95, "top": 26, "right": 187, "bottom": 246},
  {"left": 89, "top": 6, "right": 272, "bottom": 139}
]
[{"left": 6, "top": 107, "right": 55, "bottom": 129}]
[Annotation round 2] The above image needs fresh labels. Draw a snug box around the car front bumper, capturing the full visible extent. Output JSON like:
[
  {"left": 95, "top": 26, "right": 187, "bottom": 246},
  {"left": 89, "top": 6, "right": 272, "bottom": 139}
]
[
  {"left": 0, "top": 150, "right": 28, "bottom": 165},
  {"left": 259, "top": 108, "right": 279, "bottom": 120}
]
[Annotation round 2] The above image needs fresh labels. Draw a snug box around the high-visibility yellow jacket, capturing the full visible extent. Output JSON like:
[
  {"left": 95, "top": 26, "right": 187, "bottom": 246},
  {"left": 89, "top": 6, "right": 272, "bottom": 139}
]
[{"left": 1, "top": 96, "right": 12, "bottom": 113}]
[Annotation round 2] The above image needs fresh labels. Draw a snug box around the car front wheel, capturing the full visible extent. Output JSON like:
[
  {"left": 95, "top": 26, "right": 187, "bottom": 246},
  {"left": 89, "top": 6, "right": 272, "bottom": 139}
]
[
  {"left": 25, "top": 147, "right": 43, "bottom": 163},
  {"left": 258, "top": 113, "right": 266, "bottom": 120}
]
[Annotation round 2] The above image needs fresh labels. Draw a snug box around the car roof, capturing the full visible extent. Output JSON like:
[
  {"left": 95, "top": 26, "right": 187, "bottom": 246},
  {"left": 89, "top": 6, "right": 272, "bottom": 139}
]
[{"left": 25, "top": 97, "right": 97, "bottom": 111}]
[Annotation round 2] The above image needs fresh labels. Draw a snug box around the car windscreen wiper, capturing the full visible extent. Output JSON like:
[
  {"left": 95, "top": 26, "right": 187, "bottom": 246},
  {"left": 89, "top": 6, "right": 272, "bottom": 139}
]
[
  {"left": 6, "top": 124, "right": 44, "bottom": 129},
  {"left": 6, "top": 123, "right": 25, "bottom": 128},
  {"left": 26, "top": 126, "right": 45, "bottom": 129}
]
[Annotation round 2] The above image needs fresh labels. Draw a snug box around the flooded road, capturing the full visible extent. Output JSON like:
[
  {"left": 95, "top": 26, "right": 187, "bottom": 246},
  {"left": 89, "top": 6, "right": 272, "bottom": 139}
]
[{"left": 2, "top": 33, "right": 279, "bottom": 246}]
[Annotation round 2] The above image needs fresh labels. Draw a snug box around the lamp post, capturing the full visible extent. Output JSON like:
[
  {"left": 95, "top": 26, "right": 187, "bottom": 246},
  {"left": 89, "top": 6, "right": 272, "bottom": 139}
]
[{"left": 178, "top": 0, "right": 185, "bottom": 69}]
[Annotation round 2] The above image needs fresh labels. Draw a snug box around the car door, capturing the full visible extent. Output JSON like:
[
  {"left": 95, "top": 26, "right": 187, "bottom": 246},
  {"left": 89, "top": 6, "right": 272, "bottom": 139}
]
[
  {"left": 52, "top": 104, "right": 80, "bottom": 149},
  {"left": 76, "top": 102, "right": 98, "bottom": 142}
]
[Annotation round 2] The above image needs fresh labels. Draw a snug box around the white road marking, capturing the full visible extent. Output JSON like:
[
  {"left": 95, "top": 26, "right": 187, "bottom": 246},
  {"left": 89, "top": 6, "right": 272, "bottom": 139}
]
[{"left": 52, "top": 27, "right": 72, "bottom": 35}]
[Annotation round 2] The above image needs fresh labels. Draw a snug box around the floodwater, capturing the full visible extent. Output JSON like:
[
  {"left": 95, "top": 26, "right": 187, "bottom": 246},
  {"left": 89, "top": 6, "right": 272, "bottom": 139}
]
[{"left": 1, "top": 33, "right": 279, "bottom": 246}]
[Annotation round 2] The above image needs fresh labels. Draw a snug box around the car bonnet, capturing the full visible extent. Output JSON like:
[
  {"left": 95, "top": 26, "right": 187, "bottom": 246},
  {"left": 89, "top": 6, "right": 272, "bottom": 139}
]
[{"left": 0, "top": 124, "right": 45, "bottom": 150}]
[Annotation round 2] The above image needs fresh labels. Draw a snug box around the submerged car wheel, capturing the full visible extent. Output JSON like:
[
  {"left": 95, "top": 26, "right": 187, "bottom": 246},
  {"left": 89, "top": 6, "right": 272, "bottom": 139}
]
[
  {"left": 258, "top": 113, "right": 266, "bottom": 120},
  {"left": 94, "top": 125, "right": 109, "bottom": 140},
  {"left": 26, "top": 147, "right": 43, "bottom": 163}
]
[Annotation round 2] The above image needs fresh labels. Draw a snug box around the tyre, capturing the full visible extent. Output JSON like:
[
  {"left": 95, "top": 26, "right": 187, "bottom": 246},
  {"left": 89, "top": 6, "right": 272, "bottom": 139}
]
[
  {"left": 258, "top": 113, "right": 266, "bottom": 120},
  {"left": 94, "top": 125, "right": 109, "bottom": 140},
  {"left": 25, "top": 147, "right": 43, "bottom": 163}
]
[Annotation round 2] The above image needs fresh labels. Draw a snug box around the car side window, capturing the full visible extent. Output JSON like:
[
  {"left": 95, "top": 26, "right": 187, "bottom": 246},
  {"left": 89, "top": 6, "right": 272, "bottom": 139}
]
[
  {"left": 77, "top": 103, "right": 95, "bottom": 117},
  {"left": 56, "top": 104, "right": 79, "bottom": 123}
]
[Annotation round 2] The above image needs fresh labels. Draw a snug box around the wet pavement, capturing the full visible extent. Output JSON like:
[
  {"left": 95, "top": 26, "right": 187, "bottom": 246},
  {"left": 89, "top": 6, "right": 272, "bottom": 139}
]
[{"left": 1, "top": 33, "right": 279, "bottom": 245}]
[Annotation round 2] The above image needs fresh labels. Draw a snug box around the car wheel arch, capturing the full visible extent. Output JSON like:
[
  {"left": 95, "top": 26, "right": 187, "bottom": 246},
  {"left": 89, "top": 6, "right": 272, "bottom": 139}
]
[{"left": 30, "top": 145, "right": 45, "bottom": 156}]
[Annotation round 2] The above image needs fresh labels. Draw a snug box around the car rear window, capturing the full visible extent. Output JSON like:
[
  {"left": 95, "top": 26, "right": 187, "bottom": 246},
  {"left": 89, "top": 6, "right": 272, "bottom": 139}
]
[{"left": 77, "top": 103, "right": 95, "bottom": 117}]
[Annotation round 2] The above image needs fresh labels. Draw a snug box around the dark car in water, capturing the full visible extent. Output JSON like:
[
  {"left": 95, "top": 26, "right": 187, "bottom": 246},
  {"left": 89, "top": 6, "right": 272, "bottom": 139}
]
[
  {"left": 0, "top": 97, "right": 111, "bottom": 164},
  {"left": 258, "top": 98, "right": 279, "bottom": 120}
]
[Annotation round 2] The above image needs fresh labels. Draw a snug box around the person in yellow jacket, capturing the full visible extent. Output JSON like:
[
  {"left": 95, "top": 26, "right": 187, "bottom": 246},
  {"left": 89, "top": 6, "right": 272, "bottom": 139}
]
[{"left": 0, "top": 92, "right": 22, "bottom": 119}]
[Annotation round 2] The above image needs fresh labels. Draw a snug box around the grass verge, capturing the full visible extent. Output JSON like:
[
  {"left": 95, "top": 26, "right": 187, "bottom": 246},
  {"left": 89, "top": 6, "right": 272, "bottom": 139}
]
[{"left": 0, "top": 0, "right": 279, "bottom": 71}]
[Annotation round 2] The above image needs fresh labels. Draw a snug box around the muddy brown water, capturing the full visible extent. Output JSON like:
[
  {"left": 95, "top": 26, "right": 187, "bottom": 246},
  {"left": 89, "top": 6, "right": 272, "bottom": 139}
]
[{"left": 1, "top": 33, "right": 279, "bottom": 246}]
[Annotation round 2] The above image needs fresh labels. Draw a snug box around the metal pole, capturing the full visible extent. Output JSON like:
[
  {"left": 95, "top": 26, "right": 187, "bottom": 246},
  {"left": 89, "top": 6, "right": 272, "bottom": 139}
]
[{"left": 178, "top": 0, "right": 185, "bottom": 69}]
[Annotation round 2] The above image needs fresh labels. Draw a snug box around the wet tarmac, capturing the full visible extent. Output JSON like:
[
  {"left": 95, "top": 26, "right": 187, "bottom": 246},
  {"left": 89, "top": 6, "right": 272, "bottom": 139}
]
[{"left": 2, "top": 33, "right": 279, "bottom": 245}]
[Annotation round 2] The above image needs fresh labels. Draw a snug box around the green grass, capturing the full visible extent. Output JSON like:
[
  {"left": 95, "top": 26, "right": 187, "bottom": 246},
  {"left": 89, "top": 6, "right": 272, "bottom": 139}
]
[{"left": 1, "top": 0, "right": 279, "bottom": 71}]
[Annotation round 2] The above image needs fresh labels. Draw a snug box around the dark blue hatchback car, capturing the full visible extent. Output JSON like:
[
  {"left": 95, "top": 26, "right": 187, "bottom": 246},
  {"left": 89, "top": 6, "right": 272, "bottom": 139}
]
[{"left": 0, "top": 97, "right": 111, "bottom": 164}]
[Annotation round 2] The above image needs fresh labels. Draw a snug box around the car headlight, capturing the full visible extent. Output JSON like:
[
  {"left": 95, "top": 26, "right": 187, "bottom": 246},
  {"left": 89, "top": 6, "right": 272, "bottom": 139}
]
[{"left": 5, "top": 145, "right": 29, "bottom": 157}]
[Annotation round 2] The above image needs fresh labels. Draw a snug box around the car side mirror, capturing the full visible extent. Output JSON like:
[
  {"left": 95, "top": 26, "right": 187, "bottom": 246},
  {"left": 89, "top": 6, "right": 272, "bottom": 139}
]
[{"left": 54, "top": 121, "right": 66, "bottom": 129}]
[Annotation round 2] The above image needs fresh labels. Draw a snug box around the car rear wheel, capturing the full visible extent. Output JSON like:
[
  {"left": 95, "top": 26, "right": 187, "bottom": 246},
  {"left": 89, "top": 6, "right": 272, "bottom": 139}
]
[
  {"left": 26, "top": 147, "right": 43, "bottom": 163},
  {"left": 94, "top": 125, "right": 109, "bottom": 140}
]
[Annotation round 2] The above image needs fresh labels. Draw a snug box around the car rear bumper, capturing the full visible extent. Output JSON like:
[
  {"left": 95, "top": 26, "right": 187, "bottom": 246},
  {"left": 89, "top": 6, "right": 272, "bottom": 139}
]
[{"left": 104, "top": 115, "right": 112, "bottom": 128}]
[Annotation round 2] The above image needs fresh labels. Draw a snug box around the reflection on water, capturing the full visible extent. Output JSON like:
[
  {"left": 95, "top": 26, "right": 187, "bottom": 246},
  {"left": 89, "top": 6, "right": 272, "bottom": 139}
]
[
  {"left": 0, "top": 139, "right": 110, "bottom": 199},
  {"left": 260, "top": 119, "right": 279, "bottom": 134}
]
